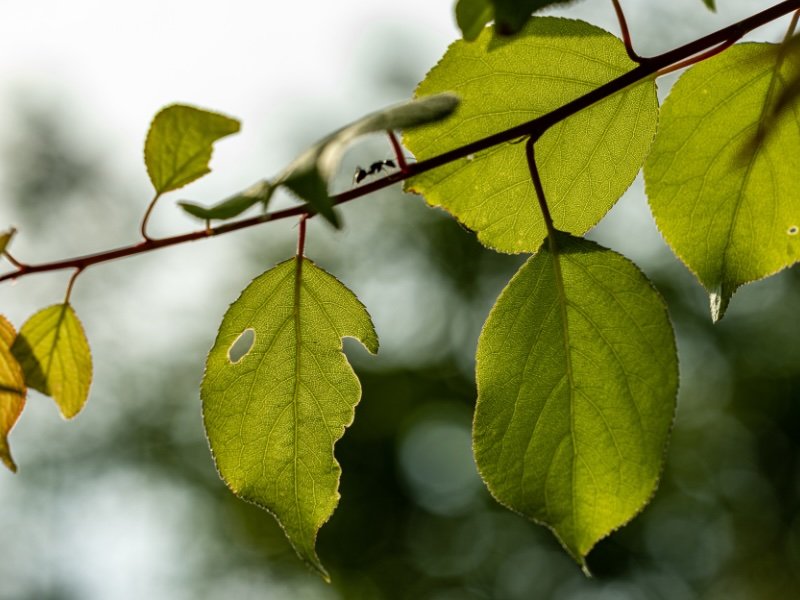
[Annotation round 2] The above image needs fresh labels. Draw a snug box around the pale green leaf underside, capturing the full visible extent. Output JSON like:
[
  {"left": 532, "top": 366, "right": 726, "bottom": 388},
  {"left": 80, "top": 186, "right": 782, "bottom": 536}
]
[
  {"left": 11, "top": 304, "right": 92, "bottom": 419},
  {"left": 0, "top": 315, "right": 25, "bottom": 472},
  {"left": 202, "top": 258, "right": 378, "bottom": 580},
  {"left": 145, "top": 104, "right": 240, "bottom": 194},
  {"left": 276, "top": 93, "right": 459, "bottom": 228},
  {"left": 474, "top": 233, "right": 677, "bottom": 563},
  {"left": 179, "top": 180, "right": 274, "bottom": 221},
  {"left": 645, "top": 43, "right": 800, "bottom": 321},
  {"left": 404, "top": 17, "right": 658, "bottom": 254}
]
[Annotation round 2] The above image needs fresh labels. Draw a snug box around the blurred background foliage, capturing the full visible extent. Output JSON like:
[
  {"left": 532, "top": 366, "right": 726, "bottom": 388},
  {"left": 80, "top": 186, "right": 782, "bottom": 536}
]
[{"left": 1, "top": 1, "right": 799, "bottom": 599}]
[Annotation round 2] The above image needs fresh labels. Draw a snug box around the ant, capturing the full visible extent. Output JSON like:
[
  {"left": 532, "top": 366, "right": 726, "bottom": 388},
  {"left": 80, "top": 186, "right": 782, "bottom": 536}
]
[{"left": 353, "top": 159, "right": 397, "bottom": 184}]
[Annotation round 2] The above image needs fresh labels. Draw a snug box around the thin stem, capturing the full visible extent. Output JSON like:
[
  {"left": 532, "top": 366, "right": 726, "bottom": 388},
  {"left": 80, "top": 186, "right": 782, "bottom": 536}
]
[
  {"left": 611, "top": 0, "right": 642, "bottom": 63},
  {"left": 525, "top": 137, "right": 556, "bottom": 238},
  {"left": 296, "top": 214, "right": 308, "bottom": 257},
  {"left": 387, "top": 130, "right": 408, "bottom": 171},
  {"left": 785, "top": 8, "right": 800, "bottom": 38},
  {"left": 1, "top": 0, "right": 798, "bottom": 286},
  {"left": 3, "top": 251, "right": 28, "bottom": 269},
  {"left": 64, "top": 268, "right": 83, "bottom": 303},
  {"left": 140, "top": 193, "right": 161, "bottom": 240}
]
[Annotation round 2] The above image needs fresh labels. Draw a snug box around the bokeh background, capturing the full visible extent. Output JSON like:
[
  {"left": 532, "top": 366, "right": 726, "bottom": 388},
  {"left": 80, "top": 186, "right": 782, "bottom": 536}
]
[{"left": 1, "top": 1, "right": 799, "bottom": 598}]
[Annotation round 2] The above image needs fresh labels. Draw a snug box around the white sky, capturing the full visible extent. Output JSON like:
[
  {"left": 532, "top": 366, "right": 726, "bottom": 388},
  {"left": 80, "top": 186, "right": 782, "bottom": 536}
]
[
  {"left": 1, "top": 0, "right": 786, "bottom": 178},
  {"left": 0, "top": 0, "right": 787, "bottom": 208}
]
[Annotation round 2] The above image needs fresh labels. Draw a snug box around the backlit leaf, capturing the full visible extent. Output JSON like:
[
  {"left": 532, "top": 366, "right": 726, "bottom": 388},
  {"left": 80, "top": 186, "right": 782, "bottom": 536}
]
[
  {"left": 644, "top": 43, "right": 800, "bottom": 321},
  {"left": 753, "top": 36, "right": 800, "bottom": 150},
  {"left": 202, "top": 258, "right": 378, "bottom": 580},
  {"left": 179, "top": 180, "right": 274, "bottom": 221},
  {"left": 474, "top": 233, "right": 677, "bottom": 565},
  {"left": 404, "top": 18, "right": 658, "bottom": 253},
  {"left": 276, "top": 93, "right": 459, "bottom": 228},
  {"left": 11, "top": 304, "right": 93, "bottom": 419},
  {"left": 145, "top": 104, "right": 240, "bottom": 194},
  {"left": 0, "top": 315, "right": 26, "bottom": 472}
]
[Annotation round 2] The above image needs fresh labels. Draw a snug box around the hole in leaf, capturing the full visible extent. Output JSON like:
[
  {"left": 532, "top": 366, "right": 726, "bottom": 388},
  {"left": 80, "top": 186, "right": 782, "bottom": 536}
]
[
  {"left": 788, "top": 226, "right": 798, "bottom": 235},
  {"left": 228, "top": 328, "right": 255, "bottom": 364}
]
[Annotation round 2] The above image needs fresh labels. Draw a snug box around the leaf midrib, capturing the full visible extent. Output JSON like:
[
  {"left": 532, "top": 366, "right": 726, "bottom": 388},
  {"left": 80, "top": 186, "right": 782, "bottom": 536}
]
[
  {"left": 292, "top": 256, "right": 304, "bottom": 541},
  {"left": 546, "top": 237, "right": 578, "bottom": 544},
  {"left": 721, "top": 48, "right": 790, "bottom": 286},
  {"left": 43, "top": 305, "right": 69, "bottom": 396}
]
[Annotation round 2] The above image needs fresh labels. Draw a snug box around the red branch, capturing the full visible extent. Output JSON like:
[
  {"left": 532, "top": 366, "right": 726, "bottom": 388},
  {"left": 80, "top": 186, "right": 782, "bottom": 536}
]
[{"left": 2, "top": 0, "right": 798, "bottom": 286}]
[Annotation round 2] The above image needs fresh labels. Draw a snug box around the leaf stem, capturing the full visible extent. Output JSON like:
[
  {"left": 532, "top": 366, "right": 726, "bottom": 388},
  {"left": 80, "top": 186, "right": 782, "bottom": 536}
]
[
  {"left": 3, "top": 250, "right": 28, "bottom": 270},
  {"left": 297, "top": 214, "right": 308, "bottom": 258},
  {"left": 140, "top": 193, "right": 161, "bottom": 241},
  {"left": 63, "top": 268, "right": 83, "bottom": 304},
  {"left": 611, "top": 0, "right": 642, "bottom": 63},
  {"left": 787, "top": 8, "right": 800, "bottom": 36},
  {"left": 525, "top": 137, "right": 556, "bottom": 239},
  {"left": 387, "top": 130, "right": 408, "bottom": 172},
  {"left": 1, "top": 0, "right": 798, "bottom": 286}
]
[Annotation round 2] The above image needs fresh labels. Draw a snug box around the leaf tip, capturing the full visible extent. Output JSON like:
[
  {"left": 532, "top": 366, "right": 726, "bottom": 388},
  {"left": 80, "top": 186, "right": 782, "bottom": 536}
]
[
  {"left": 580, "top": 561, "right": 593, "bottom": 578},
  {"left": 0, "top": 227, "right": 17, "bottom": 255},
  {"left": 308, "top": 556, "right": 332, "bottom": 583},
  {"left": 1, "top": 448, "right": 17, "bottom": 473},
  {"left": 709, "top": 287, "right": 732, "bottom": 323}
]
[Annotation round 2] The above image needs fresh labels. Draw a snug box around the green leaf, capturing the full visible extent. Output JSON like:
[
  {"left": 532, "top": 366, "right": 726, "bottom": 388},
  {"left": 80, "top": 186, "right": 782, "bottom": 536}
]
[
  {"left": 0, "top": 227, "right": 15, "bottom": 255},
  {"left": 455, "top": 0, "right": 493, "bottom": 41},
  {"left": 179, "top": 180, "right": 274, "bottom": 221},
  {"left": 0, "top": 315, "right": 26, "bottom": 473},
  {"left": 202, "top": 257, "right": 378, "bottom": 580},
  {"left": 11, "top": 304, "right": 93, "bottom": 419},
  {"left": 404, "top": 18, "right": 658, "bottom": 254},
  {"left": 145, "top": 104, "right": 240, "bottom": 194},
  {"left": 755, "top": 35, "right": 800, "bottom": 150},
  {"left": 701, "top": 0, "right": 716, "bottom": 11},
  {"left": 644, "top": 43, "right": 800, "bottom": 321},
  {"left": 276, "top": 93, "right": 459, "bottom": 228},
  {"left": 492, "top": 1, "right": 579, "bottom": 36},
  {"left": 474, "top": 233, "right": 677, "bottom": 565},
  {"left": 771, "top": 71, "right": 800, "bottom": 132}
]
